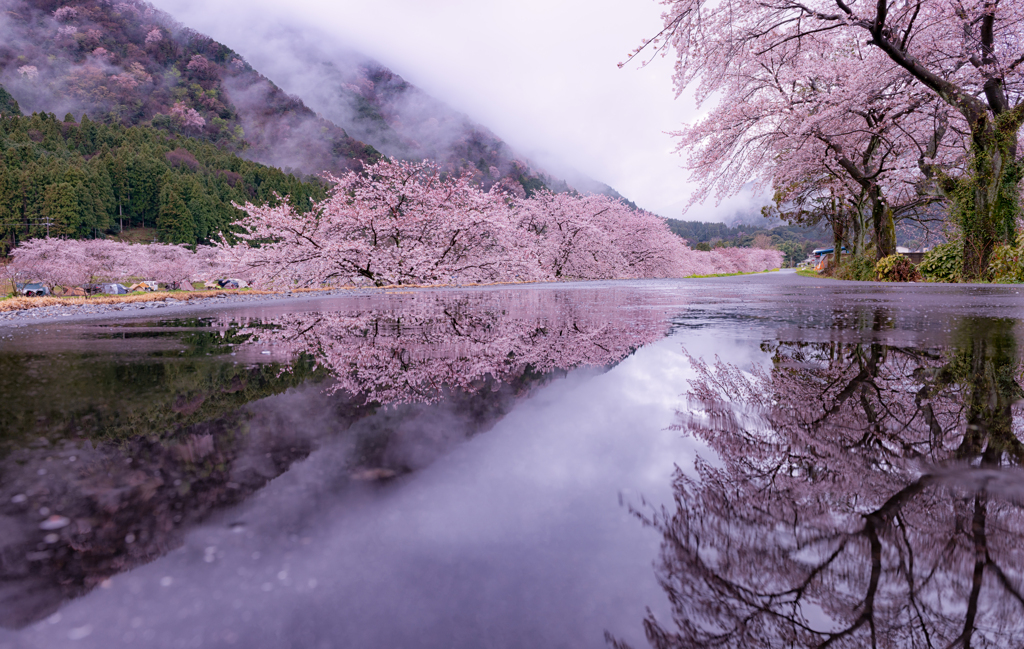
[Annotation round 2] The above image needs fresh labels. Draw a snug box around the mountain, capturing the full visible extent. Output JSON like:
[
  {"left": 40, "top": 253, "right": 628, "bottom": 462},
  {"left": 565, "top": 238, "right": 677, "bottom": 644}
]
[
  {"left": 0, "top": 0, "right": 644, "bottom": 247},
  {"left": 143, "top": 24, "right": 627, "bottom": 199},
  {"left": 0, "top": 0, "right": 596, "bottom": 198},
  {"left": 0, "top": 0, "right": 379, "bottom": 177}
]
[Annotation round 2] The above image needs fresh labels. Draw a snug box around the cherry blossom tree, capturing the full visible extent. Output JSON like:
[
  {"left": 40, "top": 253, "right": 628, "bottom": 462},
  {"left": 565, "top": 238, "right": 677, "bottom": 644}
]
[
  {"left": 674, "top": 31, "right": 959, "bottom": 259},
  {"left": 227, "top": 159, "right": 780, "bottom": 288},
  {"left": 52, "top": 6, "right": 77, "bottom": 22},
  {"left": 225, "top": 159, "right": 538, "bottom": 288},
  {"left": 7, "top": 238, "right": 91, "bottom": 291},
  {"left": 8, "top": 239, "right": 230, "bottom": 291},
  {"left": 639, "top": 0, "right": 1024, "bottom": 277},
  {"left": 168, "top": 102, "right": 205, "bottom": 131},
  {"left": 514, "top": 191, "right": 629, "bottom": 279}
]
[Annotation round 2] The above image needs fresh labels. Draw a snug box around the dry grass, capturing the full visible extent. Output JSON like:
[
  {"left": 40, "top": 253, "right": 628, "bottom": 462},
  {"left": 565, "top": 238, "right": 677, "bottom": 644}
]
[
  {"left": 112, "top": 227, "right": 160, "bottom": 244},
  {"left": 0, "top": 289, "right": 276, "bottom": 313}
]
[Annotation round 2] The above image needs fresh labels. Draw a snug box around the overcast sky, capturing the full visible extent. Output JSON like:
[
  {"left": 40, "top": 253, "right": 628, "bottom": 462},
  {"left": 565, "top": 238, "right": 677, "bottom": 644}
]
[{"left": 148, "top": 0, "right": 764, "bottom": 221}]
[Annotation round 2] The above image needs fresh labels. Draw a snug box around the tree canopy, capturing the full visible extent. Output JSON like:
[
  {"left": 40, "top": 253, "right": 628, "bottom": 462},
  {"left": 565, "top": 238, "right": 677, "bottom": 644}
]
[
  {"left": 638, "top": 0, "right": 1023, "bottom": 278},
  {"left": 0, "top": 111, "right": 326, "bottom": 253}
]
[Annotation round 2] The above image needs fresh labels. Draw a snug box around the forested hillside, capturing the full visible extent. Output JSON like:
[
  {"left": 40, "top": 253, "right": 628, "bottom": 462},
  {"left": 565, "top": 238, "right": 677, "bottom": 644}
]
[
  {"left": 0, "top": 0, "right": 379, "bottom": 176},
  {"left": 0, "top": 109, "right": 325, "bottom": 252}
]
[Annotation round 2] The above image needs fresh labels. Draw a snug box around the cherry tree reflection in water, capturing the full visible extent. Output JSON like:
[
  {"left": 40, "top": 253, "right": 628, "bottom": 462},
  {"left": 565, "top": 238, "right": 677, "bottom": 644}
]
[
  {"left": 237, "top": 290, "right": 673, "bottom": 405},
  {"left": 616, "top": 315, "right": 1024, "bottom": 649},
  {"left": 0, "top": 289, "right": 677, "bottom": 628}
]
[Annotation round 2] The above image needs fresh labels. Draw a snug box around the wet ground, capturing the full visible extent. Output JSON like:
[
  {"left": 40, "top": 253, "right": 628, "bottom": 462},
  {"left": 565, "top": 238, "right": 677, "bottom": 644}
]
[{"left": 0, "top": 270, "right": 1022, "bottom": 648}]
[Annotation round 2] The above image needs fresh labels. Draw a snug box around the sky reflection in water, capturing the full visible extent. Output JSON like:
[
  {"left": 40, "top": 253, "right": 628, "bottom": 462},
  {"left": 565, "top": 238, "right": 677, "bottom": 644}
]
[{"left": 0, "top": 275, "right": 1022, "bottom": 648}]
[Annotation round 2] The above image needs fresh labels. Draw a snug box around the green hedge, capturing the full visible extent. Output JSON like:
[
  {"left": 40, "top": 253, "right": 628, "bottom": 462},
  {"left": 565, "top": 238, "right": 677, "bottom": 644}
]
[{"left": 919, "top": 242, "right": 963, "bottom": 283}]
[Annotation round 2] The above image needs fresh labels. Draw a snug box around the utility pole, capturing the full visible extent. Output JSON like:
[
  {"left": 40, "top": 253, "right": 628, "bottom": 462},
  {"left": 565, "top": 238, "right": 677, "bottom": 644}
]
[{"left": 33, "top": 216, "right": 54, "bottom": 238}]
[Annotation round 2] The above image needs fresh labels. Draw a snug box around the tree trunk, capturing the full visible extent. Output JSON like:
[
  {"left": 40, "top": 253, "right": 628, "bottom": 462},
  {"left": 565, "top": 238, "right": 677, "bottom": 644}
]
[
  {"left": 831, "top": 206, "right": 845, "bottom": 271},
  {"left": 871, "top": 188, "right": 896, "bottom": 261},
  {"left": 959, "top": 124, "right": 1022, "bottom": 280}
]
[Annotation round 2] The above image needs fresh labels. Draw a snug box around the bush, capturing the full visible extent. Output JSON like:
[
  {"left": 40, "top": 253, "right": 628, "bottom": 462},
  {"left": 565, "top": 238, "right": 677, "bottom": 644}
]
[
  {"left": 919, "top": 242, "right": 963, "bottom": 282},
  {"left": 989, "top": 243, "right": 1024, "bottom": 283},
  {"left": 875, "top": 254, "right": 921, "bottom": 282},
  {"left": 832, "top": 255, "right": 875, "bottom": 281}
]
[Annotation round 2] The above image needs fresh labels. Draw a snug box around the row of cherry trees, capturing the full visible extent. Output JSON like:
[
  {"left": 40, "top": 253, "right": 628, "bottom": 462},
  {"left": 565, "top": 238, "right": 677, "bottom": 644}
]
[
  {"left": 637, "top": 0, "right": 1024, "bottom": 278},
  {"left": 6, "top": 159, "right": 782, "bottom": 290},
  {"left": 6, "top": 238, "right": 228, "bottom": 291},
  {"left": 220, "top": 159, "right": 782, "bottom": 288}
]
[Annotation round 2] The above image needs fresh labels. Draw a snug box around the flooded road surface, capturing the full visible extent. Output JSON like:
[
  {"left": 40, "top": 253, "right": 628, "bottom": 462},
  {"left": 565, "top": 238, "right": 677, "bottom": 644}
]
[{"left": 0, "top": 271, "right": 1023, "bottom": 648}]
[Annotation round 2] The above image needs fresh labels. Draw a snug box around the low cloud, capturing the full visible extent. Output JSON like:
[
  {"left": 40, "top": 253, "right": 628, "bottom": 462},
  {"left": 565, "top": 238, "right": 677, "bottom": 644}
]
[{"left": 147, "top": 0, "right": 719, "bottom": 217}]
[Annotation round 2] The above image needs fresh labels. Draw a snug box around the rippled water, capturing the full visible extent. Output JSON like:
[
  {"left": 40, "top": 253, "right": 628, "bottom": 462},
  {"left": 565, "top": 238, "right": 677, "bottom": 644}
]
[{"left": 0, "top": 272, "right": 1022, "bottom": 648}]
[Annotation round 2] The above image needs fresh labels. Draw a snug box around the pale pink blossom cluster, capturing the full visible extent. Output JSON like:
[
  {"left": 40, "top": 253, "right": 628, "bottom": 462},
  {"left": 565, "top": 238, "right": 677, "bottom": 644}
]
[
  {"left": 17, "top": 65, "right": 38, "bottom": 80},
  {"left": 112, "top": 74, "right": 139, "bottom": 90},
  {"left": 114, "top": 2, "right": 139, "bottom": 16},
  {"left": 57, "top": 25, "right": 78, "bottom": 37},
  {"left": 8, "top": 239, "right": 230, "bottom": 291},
  {"left": 169, "top": 102, "right": 205, "bottom": 130},
  {"left": 52, "top": 6, "right": 78, "bottom": 22},
  {"left": 112, "top": 61, "right": 152, "bottom": 89},
  {"left": 224, "top": 159, "right": 782, "bottom": 289},
  {"left": 185, "top": 55, "right": 213, "bottom": 76},
  {"left": 144, "top": 28, "right": 162, "bottom": 45},
  {"left": 642, "top": 0, "right": 1024, "bottom": 260}
]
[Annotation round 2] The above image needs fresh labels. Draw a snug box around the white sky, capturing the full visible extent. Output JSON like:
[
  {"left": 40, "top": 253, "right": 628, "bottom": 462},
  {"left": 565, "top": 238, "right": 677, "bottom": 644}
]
[{"left": 149, "top": 0, "right": 764, "bottom": 221}]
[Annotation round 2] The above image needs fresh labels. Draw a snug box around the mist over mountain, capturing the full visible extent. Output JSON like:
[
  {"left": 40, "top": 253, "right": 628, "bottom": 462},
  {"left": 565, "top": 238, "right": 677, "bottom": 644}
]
[
  {"left": 0, "top": 0, "right": 378, "bottom": 177},
  {"left": 0, "top": 0, "right": 635, "bottom": 204},
  {"left": 201, "top": 27, "right": 636, "bottom": 200}
]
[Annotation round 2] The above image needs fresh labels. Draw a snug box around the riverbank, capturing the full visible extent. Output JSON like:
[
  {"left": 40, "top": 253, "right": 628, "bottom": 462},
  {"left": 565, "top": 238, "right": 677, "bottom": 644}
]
[
  {"left": 0, "top": 288, "right": 352, "bottom": 328},
  {"left": 0, "top": 280, "right": 548, "bottom": 327},
  {"left": 0, "top": 270, "right": 790, "bottom": 328}
]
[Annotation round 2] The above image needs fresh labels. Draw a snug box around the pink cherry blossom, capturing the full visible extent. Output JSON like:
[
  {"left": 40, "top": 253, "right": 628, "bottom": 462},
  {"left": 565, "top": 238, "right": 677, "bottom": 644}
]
[
  {"left": 52, "top": 6, "right": 77, "bottom": 22},
  {"left": 638, "top": 0, "right": 1023, "bottom": 271},
  {"left": 169, "top": 102, "right": 206, "bottom": 130},
  {"left": 8, "top": 239, "right": 231, "bottom": 291},
  {"left": 226, "top": 159, "right": 781, "bottom": 289}
]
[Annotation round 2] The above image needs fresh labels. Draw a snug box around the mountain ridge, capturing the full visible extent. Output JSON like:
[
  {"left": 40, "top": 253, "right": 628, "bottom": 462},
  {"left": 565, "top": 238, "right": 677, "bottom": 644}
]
[
  {"left": 0, "top": 0, "right": 380, "bottom": 176},
  {"left": 0, "top": 0, "right": 631, "bottom": 202}
]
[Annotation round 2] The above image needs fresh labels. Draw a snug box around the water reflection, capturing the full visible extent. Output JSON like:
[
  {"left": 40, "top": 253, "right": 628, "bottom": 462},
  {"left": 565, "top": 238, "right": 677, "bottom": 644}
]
[
  {"left": 0, "top": 289, "right": 674, "bottom": 628},
  {"left": 233, "top": 290, "right": 671, "bottom": 405},
  {"left": 620, "top": 315, "right": 1024, "bottom": 648}
]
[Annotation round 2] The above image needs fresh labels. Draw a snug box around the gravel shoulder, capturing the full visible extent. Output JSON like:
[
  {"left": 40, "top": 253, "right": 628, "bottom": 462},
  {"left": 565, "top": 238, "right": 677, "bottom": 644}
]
[{"left": 0, "top": 289, "right": 373, "bottom": 327}]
